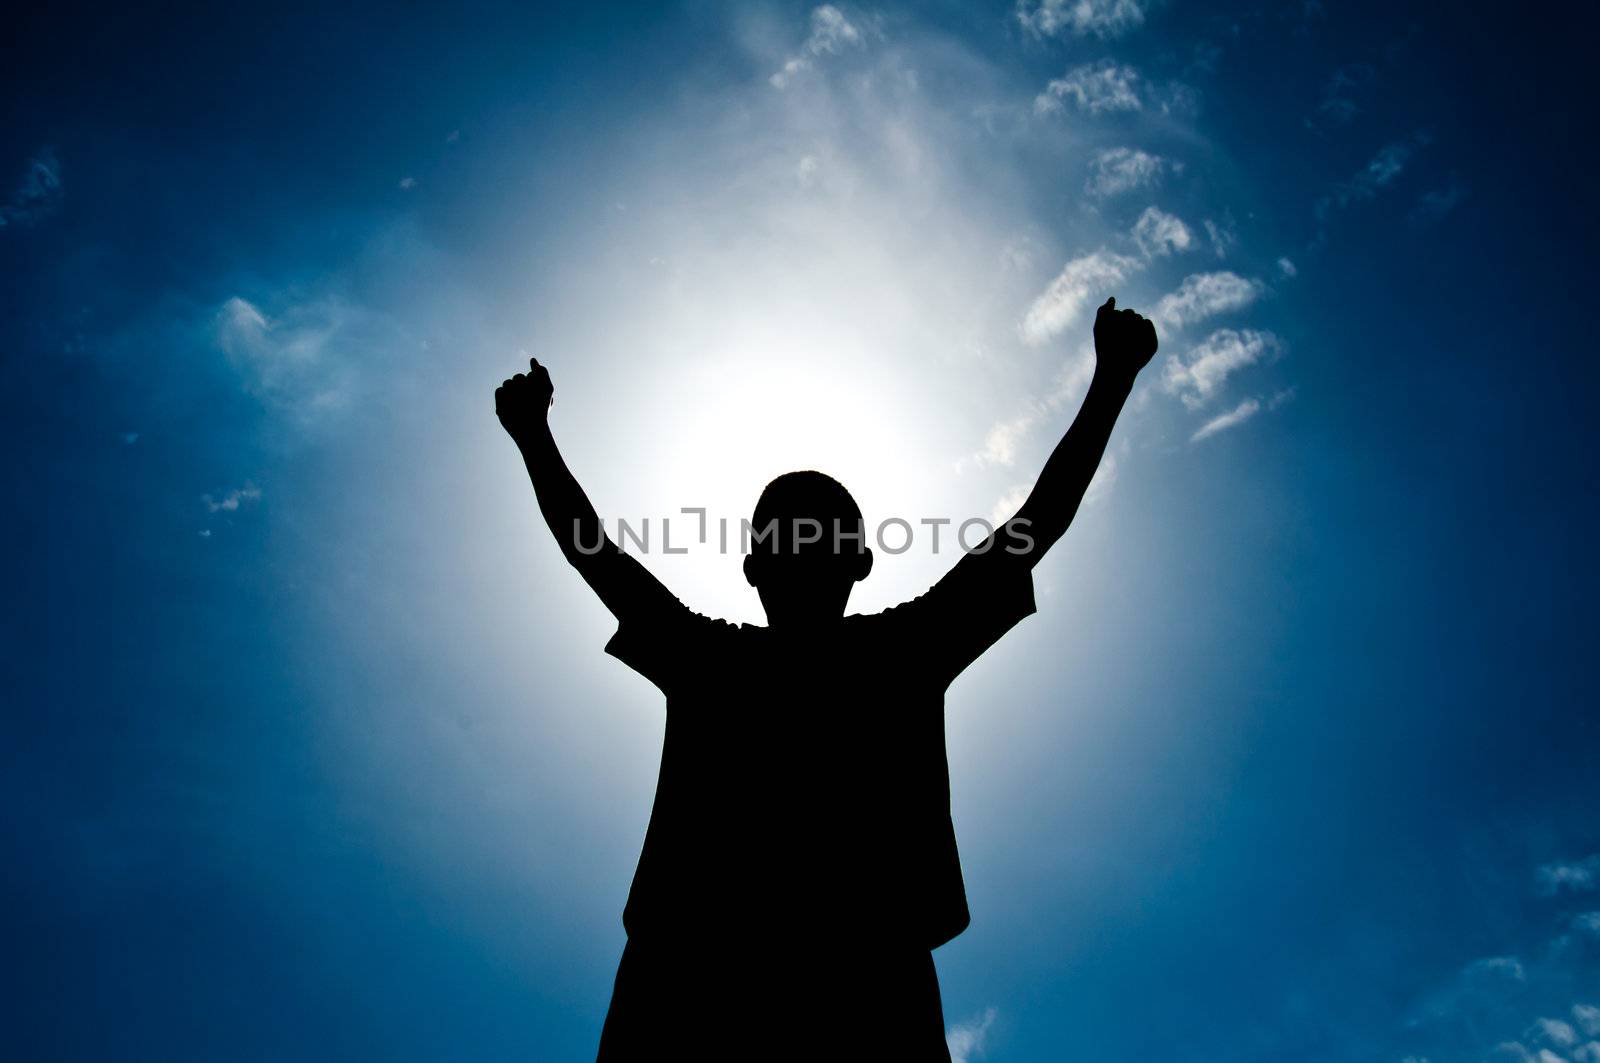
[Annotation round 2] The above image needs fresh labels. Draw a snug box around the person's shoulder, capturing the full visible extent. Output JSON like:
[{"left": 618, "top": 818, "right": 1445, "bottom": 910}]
[
  {"left": 687, "top": 613, "right": 756, "bottom": 639},
  {"left": 843, "top": 597, "right": 925, "bottom": 637}
]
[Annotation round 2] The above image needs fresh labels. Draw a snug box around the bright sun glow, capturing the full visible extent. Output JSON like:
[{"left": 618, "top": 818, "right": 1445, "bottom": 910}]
[{"left": 616, "top": 322, "right": 949, "bottom": 620}]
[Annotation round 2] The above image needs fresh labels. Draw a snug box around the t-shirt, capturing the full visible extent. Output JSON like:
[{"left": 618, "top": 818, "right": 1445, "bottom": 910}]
[{"left": 603, "top": 546, "right": 1036, "bottom": 950}]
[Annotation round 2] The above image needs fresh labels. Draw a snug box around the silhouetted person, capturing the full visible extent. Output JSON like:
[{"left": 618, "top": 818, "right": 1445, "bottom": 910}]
[{"left": 495, "top": 298, "right": 1158, "bottom": 1059}]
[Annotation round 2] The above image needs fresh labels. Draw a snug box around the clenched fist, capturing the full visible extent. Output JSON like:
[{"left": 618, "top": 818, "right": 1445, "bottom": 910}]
[
  {"left": 495, "top": 356, "right": 554, "bottom": 446},
  {"left": 1093, "top": 297, "right": 1158, "bottom": 382}
]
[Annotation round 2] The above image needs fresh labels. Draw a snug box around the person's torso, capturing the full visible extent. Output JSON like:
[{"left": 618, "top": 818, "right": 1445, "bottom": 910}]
[{"left": 623, "top": 616, "right": 970, "bottom": 949}]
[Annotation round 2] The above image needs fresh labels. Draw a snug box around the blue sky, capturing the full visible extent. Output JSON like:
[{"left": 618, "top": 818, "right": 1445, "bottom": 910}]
[{"left": 4, "top": 2, "right": 1597, "bottom": 1060}]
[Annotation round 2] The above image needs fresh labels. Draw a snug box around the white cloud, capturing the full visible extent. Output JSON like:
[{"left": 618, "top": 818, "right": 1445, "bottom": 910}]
[
  {"left": 1162, "top": 327, "right": 1280, "bottom": 408},
  {"left": 203, "top": 483, "right": 262, "bottom": 514},
  {"left": 1537, "top": 856, "right": 1600, "bottom": 896},
  {"left": 1034, "top": 61, "right": 1198, "bottom": 119},
  {"left": 219, "top": 296, "right": 270, "bottom": 346},
  {"left": 1492, "top": 1045, "right": 1570, "bottom": 1063},
  {"left": 1277, "top": 256, "right": 1298, "bottom": 278},
  {"left": 1490, "top": 1043, "right": 1567, "bottom": 1063},
  {"left": 1085, "top": 147, "right": 1168, "bottom": 198},
  {"left": 1530, "top": 1018, "right": 1580, "bottom": 1049},
  {"left": 1034, "top": 60, "right": 1143, "bottom": 115},
  {"left": 771, "top": 5, "right": 864, "bottom": 88},
  {"left": 947, "top": 1005, "right": 998, "bottom": 1063},
  {"left": 398, "top": 176, "right": 417, "bottom": 190},
  {"left": 1463, "top": 956, "right": 1528, "bottom": 983},
  {"left": 1020, "top": 249, "right": 1141, "bottom": 345},
  {"left": 1153, "top": 270, "right": 1263, "bottom": 330},
  {"left": 1191, "top": 396, "right": 1261, "bottom": 441},
  {"left": 1017, "top": 0, "right": 1148, "bottom": 39},
  {"left": 1132, "top": 206, "right": 1194, "bottom": 258},
  {"left": 1575, "top": 1005, "right": 1600, "bottom": 1038},
  {"left": 0, "top": 147, "right": 63, "bottom": 229},
  {"left": 978, "top": 410, "right": 1041, "bottom": 467}
]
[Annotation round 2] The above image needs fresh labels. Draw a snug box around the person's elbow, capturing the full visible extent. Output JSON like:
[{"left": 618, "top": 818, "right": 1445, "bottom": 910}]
[{"left": 992, "top": 508, "right": 1045, "bottom": 565}]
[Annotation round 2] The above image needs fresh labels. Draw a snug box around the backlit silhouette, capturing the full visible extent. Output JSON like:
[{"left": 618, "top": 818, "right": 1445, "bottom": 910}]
[{"left": 495, "top": 297, "right": 1159, "bottom": 1060}]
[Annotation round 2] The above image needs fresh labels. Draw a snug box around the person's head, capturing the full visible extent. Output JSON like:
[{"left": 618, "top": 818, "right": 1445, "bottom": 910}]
[{"left": 742, "top": 470, "right": 873, "bottom": 627}]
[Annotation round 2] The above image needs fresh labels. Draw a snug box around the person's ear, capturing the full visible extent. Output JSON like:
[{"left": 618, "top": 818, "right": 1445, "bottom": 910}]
[
  {"left": 853, "top": 547, "right": 874, "bottom": 583},
  {"left": 743, "top": 553, "right": 760, "bottom": 588}
]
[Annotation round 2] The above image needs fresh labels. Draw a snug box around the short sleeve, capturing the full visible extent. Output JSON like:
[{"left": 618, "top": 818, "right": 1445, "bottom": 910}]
[
  {"left": 601, "top": 553, "right": 735, "bottom": 698},
  {"left": 882, "top": 546, "right": 1037, "bottom": 689}
]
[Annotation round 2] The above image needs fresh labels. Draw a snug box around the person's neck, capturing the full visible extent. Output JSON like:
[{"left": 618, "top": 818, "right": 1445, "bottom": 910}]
[{"left": 763, "top": 607, "right": 848, "bottom": 632}]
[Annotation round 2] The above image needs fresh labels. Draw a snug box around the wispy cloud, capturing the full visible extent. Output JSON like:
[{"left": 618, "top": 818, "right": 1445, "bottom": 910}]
[
  {"left": 1529, "top": 1017, "right": 1580, "bottom": 1049},
  {"left": 1401, "top": 851, "right": 1600, "bottom": 1062},
  {"left": 978, "top": 411, "right": 1042, "bottom": 467},
  {"left": 1191, "top": 396, "right": 1261, "bottom": 441},
  {"left": 946, "top": 1005, "right": 998, "bottom": 1063},
  {"left": 1309, "top": 62, "right": 1376, "bottom": 129},
  {"left": 1277, "top": 256, "right": 1298, "bottom": 278},
  {"left": 1034, "top": 59, "right": 1143, "bottom": 115},
  {"left": 1085, "top": 147, "right": 1169, "bottom": 198},
  {"left": 215, "top": 295, "right": 363, "bottom": 414},
  {"left": 1017, "top": 0, "right": 1148, "bottom": 39},
  {"left": 1202, "top": 216, "right": 1238, "bottom": 258},
  {"left": 1034, "top": 59, "right": 1197, "bottom": 118},
  {"left": 1411, "top": 177, "right": 1469, "bottom": 224},
  {"left": 1132, "top": 206, "right": 1194, "bottom": 258},
  {"left": 0, "top": 148, "right": 63, "bottom": 229},
  {"left": 1163, "top": 327, "right": 1281, "bottom": 408},
  {"left": 1153, "top": 270, "right": 1263, "bottom": 330},
  {"left": 1084, "top": 449, "right": 1119, "bottom": 505},
  {"left": 1020, "top": 250, "right": 1141, "bottom": 345},
  {"left": 991, "top": 481, "right": 1035, "bottom": 525},
  {"left": 1537, "top": 855, "right": 1600, "bottom": 897},
  {"left": 1462, "top": 956, "right": 1529, "bottom": 983},
  {"left": 1315, "top": 132, "right": 1430, "bottom": 224},
  {"left": 203, "top": 483, "right": 262, "bottom": 514},
  {"left": 970, "top": 345, "right": 1097, "bottom": 468},
  {"left": 771, "top": 5, "right": 864, "bottom": 89},
  {"left": 1000, "top": 234, "right": 1043, "bottom": 273}
]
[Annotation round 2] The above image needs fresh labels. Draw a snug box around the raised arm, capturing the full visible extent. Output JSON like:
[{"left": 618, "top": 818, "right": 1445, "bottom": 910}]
[
  {"left": 1005, "top": 297, "right": 1157, "bottom": 566},
  {"left": 495, "top": 357, "right": 673, "bottom": 620}
]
